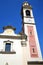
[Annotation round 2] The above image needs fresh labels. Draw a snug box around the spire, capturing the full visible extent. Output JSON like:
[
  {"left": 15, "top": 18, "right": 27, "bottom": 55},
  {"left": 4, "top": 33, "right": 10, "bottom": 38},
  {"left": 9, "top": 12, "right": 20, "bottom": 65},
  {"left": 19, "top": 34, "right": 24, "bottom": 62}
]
[{"left": 22, "top": 1, "right": 32, "bottom": 9}]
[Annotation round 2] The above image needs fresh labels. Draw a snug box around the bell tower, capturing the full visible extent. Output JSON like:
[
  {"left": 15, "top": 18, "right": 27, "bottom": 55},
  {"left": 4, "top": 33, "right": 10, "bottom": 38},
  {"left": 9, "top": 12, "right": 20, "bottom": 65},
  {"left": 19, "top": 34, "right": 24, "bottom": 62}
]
[{"left": 21, "top": 2, "right": 42, "bottom": 61}]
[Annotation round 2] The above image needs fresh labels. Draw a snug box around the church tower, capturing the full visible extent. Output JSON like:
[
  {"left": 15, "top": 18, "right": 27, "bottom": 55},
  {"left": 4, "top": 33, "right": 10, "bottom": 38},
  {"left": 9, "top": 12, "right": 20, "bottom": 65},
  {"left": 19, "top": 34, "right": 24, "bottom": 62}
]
[{"left": 21, "top": 2, "right": 42, "bottom": 61}]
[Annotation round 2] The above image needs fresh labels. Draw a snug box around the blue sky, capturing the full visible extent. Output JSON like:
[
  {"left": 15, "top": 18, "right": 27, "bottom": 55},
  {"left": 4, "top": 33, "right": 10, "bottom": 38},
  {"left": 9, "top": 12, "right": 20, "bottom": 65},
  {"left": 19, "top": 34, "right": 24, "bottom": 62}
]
[{"left": 0, "top": 0, "right": 43, "bottom": 58}]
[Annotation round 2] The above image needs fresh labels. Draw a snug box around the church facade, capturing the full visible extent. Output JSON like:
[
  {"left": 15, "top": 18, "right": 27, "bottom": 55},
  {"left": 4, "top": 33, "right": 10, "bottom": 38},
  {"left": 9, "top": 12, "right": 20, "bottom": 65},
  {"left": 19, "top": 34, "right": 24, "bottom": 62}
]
[{"left": 0, "top": 2, "right": 43, "bottom": 65}]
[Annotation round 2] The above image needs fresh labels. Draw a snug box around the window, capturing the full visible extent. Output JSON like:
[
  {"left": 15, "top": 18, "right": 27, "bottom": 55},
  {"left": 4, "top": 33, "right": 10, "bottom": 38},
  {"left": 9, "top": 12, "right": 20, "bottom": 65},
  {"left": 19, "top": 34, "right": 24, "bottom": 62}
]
[
  {"left": 5, "top": 43, "right": 11, "bottom": 52},
  {"left": 32, "top": 48, "right": 35, "bottom": 53},
  {"left": 26, "top": 10, "right": 30, "bottom": 16},
  {"left": 30, "top": 31, "right": 32, "bottom": 35},
  {"left": 0, "top": 40, "right": 16, "bottom": 54}
]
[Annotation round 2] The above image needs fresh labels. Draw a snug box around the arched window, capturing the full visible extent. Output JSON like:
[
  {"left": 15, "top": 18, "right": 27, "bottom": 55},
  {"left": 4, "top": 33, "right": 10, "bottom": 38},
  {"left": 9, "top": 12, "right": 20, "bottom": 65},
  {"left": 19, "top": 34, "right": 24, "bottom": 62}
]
[
  {"left": 32, "top": 48, "right": 35, "bottom": 53},
  {"left": 26, "top": 10, "right": 30, "bottom": 16}
]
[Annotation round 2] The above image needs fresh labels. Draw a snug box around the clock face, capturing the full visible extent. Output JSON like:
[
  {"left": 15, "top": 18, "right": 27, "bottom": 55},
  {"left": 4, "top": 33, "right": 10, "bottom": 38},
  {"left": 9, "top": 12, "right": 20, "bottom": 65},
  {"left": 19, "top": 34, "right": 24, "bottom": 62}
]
[{"left": 26, "top": 10, "right": 30, "bottom": 16}]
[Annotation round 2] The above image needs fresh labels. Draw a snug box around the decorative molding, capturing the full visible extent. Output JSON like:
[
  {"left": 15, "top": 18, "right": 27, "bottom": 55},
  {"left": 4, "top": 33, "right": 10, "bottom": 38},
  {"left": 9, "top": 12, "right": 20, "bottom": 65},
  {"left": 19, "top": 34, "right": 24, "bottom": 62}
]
[
  {"left": 0, "top": 51, "right": 16, "bottom": 54},
  {"left": 21, "top": 41, "right": 27, "bottom": 47},
  {"left": 3, "top": 25, "right": 16, "bottom": 30},
  {"left": 23, "top": 23, "right": 35, "bottom": 25},
  {"left": 0, "top": 35, "right": 26, "bottom": 39},
  {"left": 4, "top": 40, "right": 13, "bottom": 43},
  {"left": 22, "top": 1, "right": 32, "bottom": 9},
  {"left": 27, "top": 61, "right": 43, "bottom": 64},
  {"left": 24, "top": 16, "right": 34, "bottom": 18},
  {"left": 23, "top": 5, "right": 32, "bottom": 9}
]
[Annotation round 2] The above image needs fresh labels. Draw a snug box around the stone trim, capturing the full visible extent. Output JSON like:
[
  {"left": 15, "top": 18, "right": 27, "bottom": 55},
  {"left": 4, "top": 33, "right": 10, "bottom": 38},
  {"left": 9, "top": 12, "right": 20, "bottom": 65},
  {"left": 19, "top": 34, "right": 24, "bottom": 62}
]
[
  {"left": 24, "top": 16, "right": 34, "bottom": 18},
  {"left": 23, "top": 23, "right": 35, "bottom": 25},
  {"left": 23, "top": 6, "right": 32, "bottom": 9},
  {"left": 0, "top": 51, "right": 16, "bottom": 54},
  {"left": 27, "top": 61, "right": 43, "bottom": 64},
  {"left": 0, "top": 35, "right": 26, "bottom": 39},
  {"left": 4, "top": 40, "right": 13, "bottom": 43}
]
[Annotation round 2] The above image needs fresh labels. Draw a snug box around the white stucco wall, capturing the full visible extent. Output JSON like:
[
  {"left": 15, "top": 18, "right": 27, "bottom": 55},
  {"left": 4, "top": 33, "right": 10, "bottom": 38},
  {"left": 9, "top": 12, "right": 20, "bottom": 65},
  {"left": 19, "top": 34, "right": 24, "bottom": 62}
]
[
  {"left": 0, "top": 38, "right": 24, "bottom": 65},
  {"left": 0, "top": 28, "right": 26, "bottom": 65}
]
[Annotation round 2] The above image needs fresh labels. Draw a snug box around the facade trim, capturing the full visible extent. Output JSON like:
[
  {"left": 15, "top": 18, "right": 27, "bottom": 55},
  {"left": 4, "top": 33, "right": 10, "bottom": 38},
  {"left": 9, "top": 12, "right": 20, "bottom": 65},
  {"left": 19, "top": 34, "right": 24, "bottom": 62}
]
[
  {"left": 23, "top": 6, "right": 32, "bottom": 9},
  {"left": 23, "top": 16, "right": 34, "bottom": 18},
  {"left": 27, "top": 61, "right": 43, "bottom": 64},
  {"left": 0, "top": 35, "right": 26, "bottom": 39},
  {"left": 23, "top": 23, "right": 35, "bottom": 25},
  {"left": 0, "top": 51, "right": 16, "bottom": 54}
]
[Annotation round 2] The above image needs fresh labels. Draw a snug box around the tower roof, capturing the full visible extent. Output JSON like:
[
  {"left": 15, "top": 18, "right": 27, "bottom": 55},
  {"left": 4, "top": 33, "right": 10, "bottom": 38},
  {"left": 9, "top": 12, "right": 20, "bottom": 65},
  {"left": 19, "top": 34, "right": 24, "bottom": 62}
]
[
  {"left": 3, "top": 25, "right": 16, "bottom": 30},
  {"left": 22, "top": 1, "right": 32, "bottom": 9}
]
